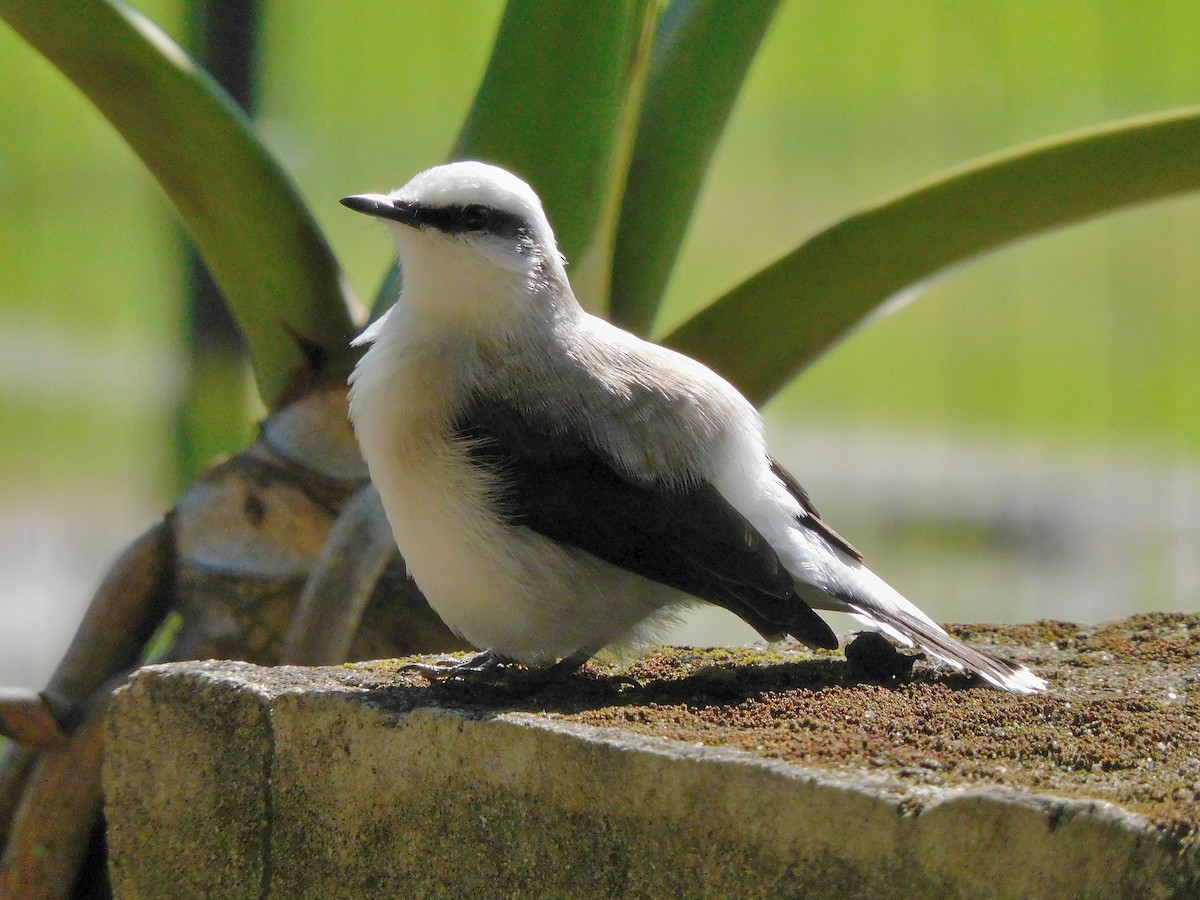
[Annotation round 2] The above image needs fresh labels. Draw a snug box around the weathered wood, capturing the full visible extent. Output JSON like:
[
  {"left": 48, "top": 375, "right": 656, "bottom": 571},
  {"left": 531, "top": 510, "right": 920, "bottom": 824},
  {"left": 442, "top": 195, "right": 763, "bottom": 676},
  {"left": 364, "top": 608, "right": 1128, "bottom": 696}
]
[
  {"left": 0, "top": 519, "right": 172, "bottom": 855},
  {"left": 282, "top": 484, "right": 398, "bottom": 665},
  {"left": 0, "top": 717, "right": 105, "bottom": 900},
  {"left": 0, "top": 689, "right": 68, "bottom": 748}
]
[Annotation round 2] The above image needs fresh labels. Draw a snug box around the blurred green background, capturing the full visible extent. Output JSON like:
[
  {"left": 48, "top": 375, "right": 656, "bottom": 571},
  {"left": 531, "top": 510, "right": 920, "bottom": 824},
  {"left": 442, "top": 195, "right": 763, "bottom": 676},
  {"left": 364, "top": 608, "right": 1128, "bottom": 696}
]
[{"left": 2, "top": 1, "right": 1197, "bottom": 685}]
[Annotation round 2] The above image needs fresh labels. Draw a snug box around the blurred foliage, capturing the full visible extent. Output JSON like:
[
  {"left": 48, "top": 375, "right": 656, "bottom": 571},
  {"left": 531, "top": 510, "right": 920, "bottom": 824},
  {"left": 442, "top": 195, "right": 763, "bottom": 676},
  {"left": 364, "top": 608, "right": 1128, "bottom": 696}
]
[
  {"left": 375, "top": 0, "right": 657, "bottom": 318},
  {"left": 1, "top": 0, "right": 1199, "bottom": 512},
  {"left": 669, "top": 108, "right": 1200, "bottom": 405},
  {"left": 0, "top": 0, "right": 358, "bottom": 411},
  {"left": 611, "top": 0, "right": 781, "bottom": 333}
]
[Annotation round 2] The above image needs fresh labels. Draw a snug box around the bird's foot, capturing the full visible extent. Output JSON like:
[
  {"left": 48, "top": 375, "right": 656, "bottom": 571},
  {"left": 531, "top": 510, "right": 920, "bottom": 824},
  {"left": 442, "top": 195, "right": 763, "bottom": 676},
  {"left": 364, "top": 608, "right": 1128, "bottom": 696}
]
[
  {"left": 399, "top": 649, "right": 639, "bottom": 690},
  {"left": 398, "top": 649, "right": 514, "bottom": 682}
]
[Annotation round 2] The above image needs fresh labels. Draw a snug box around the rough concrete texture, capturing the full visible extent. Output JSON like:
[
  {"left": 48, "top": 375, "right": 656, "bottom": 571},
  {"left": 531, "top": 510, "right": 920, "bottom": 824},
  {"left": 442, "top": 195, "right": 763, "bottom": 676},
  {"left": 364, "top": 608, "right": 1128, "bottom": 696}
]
[{"left": 104, "top": 614, "right": 1199, "bottom": 899}]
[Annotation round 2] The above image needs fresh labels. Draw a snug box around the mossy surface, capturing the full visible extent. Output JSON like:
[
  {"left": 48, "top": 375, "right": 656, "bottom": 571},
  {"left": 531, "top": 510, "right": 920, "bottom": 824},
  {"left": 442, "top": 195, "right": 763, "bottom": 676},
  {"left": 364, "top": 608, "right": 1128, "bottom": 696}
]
[{"left": 359, "top": 612, "right": 1200, "bottom": 842}]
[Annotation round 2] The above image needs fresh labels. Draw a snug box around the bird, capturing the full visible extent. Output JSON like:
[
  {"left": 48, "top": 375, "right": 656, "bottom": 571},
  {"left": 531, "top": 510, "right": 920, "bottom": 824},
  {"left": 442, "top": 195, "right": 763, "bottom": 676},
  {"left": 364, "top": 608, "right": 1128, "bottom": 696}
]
[{"left": 342, "top": 161, "right": 1046, "bottom": 693}]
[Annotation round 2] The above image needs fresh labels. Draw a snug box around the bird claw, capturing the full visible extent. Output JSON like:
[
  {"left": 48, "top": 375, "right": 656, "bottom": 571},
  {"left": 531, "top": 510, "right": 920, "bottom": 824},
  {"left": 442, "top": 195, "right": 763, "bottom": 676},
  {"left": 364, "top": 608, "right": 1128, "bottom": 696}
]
[
  {"left": 398, "top": 650, "right": 512, "bottom": 682},
  {"left": 397, "top": 649, "right": 641, "bottom": 691},
  {"left": 604, "top": 673, "right": 643, "bottom": 690},
  {"left": 398, "top": 651, "right": 562, "bottom": 689}
]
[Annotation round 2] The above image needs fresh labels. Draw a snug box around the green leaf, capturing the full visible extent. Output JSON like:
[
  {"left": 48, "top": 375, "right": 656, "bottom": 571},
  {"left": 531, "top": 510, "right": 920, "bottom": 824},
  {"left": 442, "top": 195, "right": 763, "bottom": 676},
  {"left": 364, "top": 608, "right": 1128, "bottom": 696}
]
[
  {"left": 610, "top": 0, "right": 781, "bottom": 334},
  {"left": 372, "top": 0, "right": 656, "bottom": 318},
  {"left": 0, "top": 0, "right": 359, "bottom": 409},
  {"left": 664, "top": 107, "right": 1200, "bottom": 405}
]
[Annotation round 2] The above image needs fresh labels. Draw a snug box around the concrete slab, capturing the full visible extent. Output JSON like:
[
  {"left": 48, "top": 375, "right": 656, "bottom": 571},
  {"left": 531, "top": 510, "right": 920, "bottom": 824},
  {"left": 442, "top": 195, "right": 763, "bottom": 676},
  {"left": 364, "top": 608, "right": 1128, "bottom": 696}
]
[{"left": 104, "top": 614, "right": 1200, "bottom": 898}]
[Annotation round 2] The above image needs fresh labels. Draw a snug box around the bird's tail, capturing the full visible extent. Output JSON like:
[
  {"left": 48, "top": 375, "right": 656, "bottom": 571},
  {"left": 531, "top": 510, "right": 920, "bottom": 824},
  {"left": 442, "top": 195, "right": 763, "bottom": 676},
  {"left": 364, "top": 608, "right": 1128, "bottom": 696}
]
[{"left": 805, "top": 563, "right": 1046, "bottom": 693}]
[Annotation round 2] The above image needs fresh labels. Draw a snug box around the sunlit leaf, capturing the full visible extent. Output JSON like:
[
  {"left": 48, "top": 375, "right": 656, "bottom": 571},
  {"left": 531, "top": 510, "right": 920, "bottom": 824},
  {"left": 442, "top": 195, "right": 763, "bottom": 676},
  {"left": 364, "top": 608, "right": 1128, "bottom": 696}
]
[
  {"left": 0, "top": 0, "right": 359, "bottom": 409},
  {"left": 372, "top": 0, "right": 656, "bottom": 318},
  {"left": 664, "top": 107, "right": 1200, "bottom": 404},
  {"left": 610, "top": 0, "right": 781, "bottom": 334}
]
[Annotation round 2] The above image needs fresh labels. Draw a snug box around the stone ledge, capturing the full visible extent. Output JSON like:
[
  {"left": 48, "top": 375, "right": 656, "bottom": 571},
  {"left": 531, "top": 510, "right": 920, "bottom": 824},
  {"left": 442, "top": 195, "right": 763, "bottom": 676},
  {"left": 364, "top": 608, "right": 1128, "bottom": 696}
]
[{"left": 103, "top": 614, "right": 1200, "bottom": 898}]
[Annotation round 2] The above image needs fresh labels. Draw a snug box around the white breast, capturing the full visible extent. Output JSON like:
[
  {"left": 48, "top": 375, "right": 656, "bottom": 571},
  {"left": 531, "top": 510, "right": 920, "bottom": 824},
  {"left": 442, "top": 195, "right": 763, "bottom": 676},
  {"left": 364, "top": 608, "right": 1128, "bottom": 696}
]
[{"left": 348, "top": 316, "right": 684, "bottom": 663}]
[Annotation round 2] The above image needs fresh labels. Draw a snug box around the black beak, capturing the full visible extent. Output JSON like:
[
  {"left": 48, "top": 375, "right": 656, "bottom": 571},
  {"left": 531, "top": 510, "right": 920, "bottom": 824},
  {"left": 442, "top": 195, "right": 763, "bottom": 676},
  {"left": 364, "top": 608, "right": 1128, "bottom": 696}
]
[{"left": 340, "top": 194, "right": 421, "bottom": 227}]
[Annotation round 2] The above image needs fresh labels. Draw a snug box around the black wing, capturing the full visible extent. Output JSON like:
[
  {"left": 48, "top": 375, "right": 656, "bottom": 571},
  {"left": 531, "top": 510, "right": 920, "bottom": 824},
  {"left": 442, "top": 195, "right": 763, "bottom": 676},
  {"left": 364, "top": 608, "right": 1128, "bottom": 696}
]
[{"left": 455, "top": 401, "right": 839, "bottom": 650}]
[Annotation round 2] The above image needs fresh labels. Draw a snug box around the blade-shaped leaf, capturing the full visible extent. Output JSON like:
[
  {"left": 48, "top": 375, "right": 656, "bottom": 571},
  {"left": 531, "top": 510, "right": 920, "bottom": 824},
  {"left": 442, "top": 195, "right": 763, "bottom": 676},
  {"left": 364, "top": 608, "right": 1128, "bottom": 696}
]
[
  {"left": 664, "top": 107, "right": 1200, "bottom": 405},
  {"left": 372, "top": 0, "right": 656, "bottom": 319},
  {"left": 610, "top": 0, "right": 781, "bottom": 334},
  {"left": 0, "top": 0, "right": 359, "bottom": 409}
]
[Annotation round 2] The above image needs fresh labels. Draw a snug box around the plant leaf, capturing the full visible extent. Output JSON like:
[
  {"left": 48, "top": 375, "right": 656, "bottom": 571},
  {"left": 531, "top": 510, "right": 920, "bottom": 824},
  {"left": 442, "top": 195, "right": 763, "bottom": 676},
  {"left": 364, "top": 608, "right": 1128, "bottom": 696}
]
[
  {"left": 372, "top": 0, "right": 655, "bottom": 318},
  {"left": 0, "top": 0, "right": 359, "bottom": 409},
  {"left": 663, "top": 107, "right": 1200, "bottom": 405},
  {"left": 610, "top": 0, "right": 781, "bottom": 334}
]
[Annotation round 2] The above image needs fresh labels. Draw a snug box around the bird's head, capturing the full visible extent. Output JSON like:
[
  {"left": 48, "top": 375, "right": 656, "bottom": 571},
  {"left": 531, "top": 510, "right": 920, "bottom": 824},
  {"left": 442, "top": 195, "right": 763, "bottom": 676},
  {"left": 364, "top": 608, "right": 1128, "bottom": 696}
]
[{"left": 342, "top": 162, "right": 568, "bottom": 325}]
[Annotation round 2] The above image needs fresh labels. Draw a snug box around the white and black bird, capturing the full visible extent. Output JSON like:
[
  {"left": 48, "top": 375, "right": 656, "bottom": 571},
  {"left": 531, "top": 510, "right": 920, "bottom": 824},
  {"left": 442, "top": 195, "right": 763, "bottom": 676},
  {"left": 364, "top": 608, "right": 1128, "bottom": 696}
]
[{"left": 342, "top": 161, "right": 1045, "bottom": 693}]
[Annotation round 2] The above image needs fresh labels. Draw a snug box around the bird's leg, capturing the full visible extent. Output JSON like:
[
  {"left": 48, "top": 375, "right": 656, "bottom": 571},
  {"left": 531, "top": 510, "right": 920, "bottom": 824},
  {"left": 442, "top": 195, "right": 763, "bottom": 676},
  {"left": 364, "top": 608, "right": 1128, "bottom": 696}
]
[
  {"left": 540, "top": 650, "right": 591, "bottom": 678},
  {"left": 544, "top": 650, "right": 642, "bottom": 689}
]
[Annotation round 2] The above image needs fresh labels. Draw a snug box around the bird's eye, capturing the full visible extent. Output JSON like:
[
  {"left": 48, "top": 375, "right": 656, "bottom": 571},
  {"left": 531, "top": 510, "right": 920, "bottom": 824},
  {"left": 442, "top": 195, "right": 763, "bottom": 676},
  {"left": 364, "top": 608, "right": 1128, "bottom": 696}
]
[{"left": 461, "top": 205, "right": 490, "bottom": 230}]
